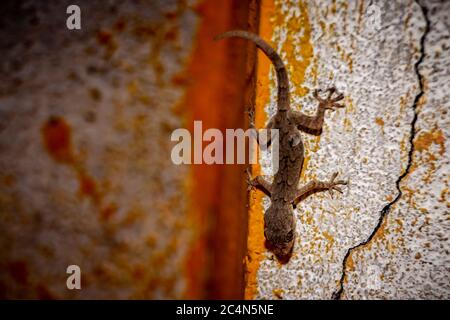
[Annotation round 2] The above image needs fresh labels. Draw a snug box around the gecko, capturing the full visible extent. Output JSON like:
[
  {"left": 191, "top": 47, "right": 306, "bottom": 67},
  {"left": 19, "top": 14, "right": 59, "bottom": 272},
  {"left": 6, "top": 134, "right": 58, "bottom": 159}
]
[{"left": 215, "top": 30, "right": 347, "bottom": 262}]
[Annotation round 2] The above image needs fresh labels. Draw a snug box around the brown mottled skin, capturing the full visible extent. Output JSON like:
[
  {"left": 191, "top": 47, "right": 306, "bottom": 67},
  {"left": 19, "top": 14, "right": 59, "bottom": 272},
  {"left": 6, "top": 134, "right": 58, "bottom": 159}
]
[{"left": 215, "top": 31, "right": 347, "bottom": 262}]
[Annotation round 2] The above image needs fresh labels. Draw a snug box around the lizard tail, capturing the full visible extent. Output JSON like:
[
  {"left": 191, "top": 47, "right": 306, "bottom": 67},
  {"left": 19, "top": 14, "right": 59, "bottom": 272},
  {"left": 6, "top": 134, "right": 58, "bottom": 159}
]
[{"left": 215, "top": 30, "right": 290, "bottom": 111}]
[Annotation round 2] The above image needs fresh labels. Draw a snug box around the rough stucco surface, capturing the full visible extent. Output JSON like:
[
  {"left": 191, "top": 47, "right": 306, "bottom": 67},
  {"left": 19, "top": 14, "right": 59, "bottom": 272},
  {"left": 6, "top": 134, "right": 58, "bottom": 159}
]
[
  {"left": 0, "top": 0, "right": 199, "bottom": 299},
  {"left": 342, "top": 0, "right": 450, "bottom": 299},
  {"left": 252, "top": 0, "right": 449, "bottom": 299}
]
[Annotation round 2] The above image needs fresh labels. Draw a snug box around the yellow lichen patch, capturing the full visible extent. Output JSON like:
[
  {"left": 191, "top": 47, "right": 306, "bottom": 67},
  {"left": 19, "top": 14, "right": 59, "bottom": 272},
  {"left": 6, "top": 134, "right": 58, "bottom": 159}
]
[
  {"left": 322, "top": 230, "right": 335, "bottom": 252},
  {"left": 273, "top": 288, "right": 284, "bottom": 299},
  {"left": 273, "top": 0, "right": 313, "bottom": 98},
  {"left": 439, "top": 188, "right": 448, "bottom": 203},
  {"left": 357, "top": 0, "right": 365, "bottom": 31},
  {"left": 394, "top": 218, "right": 403, "bottom": 233},
  {"left": 419, "top": 207, "right": 428, "bottom": 214},
  {"left": 415, "top": 128, "right": 445, "bottom": 155},
  {"left": 335, "top": 43, "right": 353, "bottom": 73},
  {"left": 343, "top": 117, "right": 352, "bottom": 132},
  {"left": 310, "top": 56, "right": 319, "bottom": 85},
  {"left": 354, "top": 215, "right": 390, "bottom": 253},
  {"left": 346, "top": 97, "right": 355, "bottom": 113},
  {"left": 372, "top": 216, "right": 389, "bottom": 244},
  {"left": 300, "top": 154, "right": 311, "bottom": 181},
  {"left": 245, "top": 0, "right": 275, "bottom": 300},
  {"left": 400, "top": 185, "right": 417, "bottom": 209}
]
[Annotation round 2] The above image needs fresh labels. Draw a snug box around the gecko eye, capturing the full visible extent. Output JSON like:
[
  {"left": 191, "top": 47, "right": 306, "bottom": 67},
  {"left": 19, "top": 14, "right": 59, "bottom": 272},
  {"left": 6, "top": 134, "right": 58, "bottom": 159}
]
[{"left": 286, "top": 230, "right": 294, "bottom": 241}]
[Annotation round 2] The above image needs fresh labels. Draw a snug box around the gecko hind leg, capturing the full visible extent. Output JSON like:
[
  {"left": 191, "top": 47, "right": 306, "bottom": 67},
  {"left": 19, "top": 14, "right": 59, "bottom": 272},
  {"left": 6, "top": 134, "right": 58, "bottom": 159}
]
[
  {"left": 293, "top": 172, "right": 347, "bottom": 207},
  {"left": 246, "top": 167, "right": 272, "bottom": 197}
]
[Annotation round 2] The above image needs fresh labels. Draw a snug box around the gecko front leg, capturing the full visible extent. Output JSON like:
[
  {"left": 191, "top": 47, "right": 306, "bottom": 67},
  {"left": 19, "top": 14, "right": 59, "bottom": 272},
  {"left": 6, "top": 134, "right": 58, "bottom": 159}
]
[
  {"left": 289, "top": 87, "right": 345, "bottom": 135},
  {"left": 246, "top": 167, "right": 272, "bottom": 197},
  {"left": 292, "top": 172, "right": 347, "bottom": 207}
]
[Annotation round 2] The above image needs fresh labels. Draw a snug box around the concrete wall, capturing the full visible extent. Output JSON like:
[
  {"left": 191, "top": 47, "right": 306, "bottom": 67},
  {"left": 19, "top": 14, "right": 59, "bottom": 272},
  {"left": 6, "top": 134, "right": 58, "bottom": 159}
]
[{"left": 246, "top": 0, "right": 449, "bottom": 299}]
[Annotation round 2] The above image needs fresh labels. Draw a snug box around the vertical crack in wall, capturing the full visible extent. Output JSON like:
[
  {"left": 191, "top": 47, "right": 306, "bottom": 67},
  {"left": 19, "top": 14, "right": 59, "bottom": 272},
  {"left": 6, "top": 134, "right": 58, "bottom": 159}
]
[{"left": 331, "top": 1, "right": 430, "bottom": 300}]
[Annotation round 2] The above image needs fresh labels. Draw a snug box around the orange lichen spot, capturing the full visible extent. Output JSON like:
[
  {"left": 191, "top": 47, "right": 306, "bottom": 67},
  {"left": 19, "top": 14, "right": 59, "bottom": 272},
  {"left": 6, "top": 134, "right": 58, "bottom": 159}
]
[
  {"left": 386, "top": 194, "right": 393, "bottom": 202},
  {"left": 412, "top": 128, "right": 446, "bottom": 183},
  {"left": 415, "top": 252, "right": 422, "bottom": 259},
  {"left": 100, "top": 202, "right": 118, "bottom": 221},
  {"left": 8, "top": 260, "right": 28, "bottom": 285},
  {"left": 330, "top": 0, "right": 338, "bottom": 14},
  {"left": 375, "top": 117, "right": 385, "bottom": 127},
  {"left": 272, "top": 288, "right": 284, "bottom": 299},
  {"left": 346, "top": 253, "right": 355, "bottom": 272},
  {"left": 401, "top": 185, "right": 416, "bottom": 208},
  {"left": 371, "top": 216, "right": 388, "bottom": 244},
  {"left": 42, "top": 116, "right": 74, "bottom": 164},
  {"left": 439, "top": 188, "right": 448, "bottom": 203},
  {"left": 394, "top": 219, "right": 403, "bottom": 233},
  {"left": 415, "top": 128, "right": 445, "bottom": 155}
]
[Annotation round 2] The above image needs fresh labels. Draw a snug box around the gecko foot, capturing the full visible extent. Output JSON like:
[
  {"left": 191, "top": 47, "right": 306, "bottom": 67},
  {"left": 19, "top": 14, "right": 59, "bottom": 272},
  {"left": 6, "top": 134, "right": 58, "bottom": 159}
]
[
  {"left": 325, "top": 172, "right": 348, "bottom": 198},
  {"left": 313, "top": 87, "right": 345, "bottom": 111}
]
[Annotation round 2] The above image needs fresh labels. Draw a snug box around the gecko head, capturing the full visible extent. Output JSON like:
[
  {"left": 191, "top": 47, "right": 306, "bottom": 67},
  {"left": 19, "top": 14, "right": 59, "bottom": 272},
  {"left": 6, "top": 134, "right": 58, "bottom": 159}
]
[{"left": 264, "top": 204, "right": 295, "bottom": 263}]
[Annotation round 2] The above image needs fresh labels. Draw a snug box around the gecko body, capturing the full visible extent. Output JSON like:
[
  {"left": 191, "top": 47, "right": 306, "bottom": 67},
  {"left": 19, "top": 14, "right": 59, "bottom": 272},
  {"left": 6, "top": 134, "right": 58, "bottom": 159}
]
[{"left": 216, "top": 31, "right": 347, "bottom": 262}]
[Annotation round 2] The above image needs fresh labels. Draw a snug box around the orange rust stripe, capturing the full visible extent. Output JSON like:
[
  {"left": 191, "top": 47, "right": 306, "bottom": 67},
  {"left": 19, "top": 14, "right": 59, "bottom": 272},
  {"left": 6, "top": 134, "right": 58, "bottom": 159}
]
[
  {"left": 244, "top": 0, "right": 274, "bottom": 300},
  {"left": 182, "top": 0, "right": 257, "bottom": 299}
]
